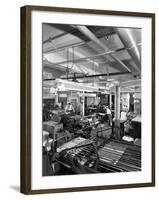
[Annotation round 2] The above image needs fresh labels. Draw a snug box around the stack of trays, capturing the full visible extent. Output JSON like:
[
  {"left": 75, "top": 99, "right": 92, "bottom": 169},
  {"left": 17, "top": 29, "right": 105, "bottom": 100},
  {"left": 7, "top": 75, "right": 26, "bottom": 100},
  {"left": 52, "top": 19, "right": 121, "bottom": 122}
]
[
  {"left": 98, "top": 139, "right": 141, "bottom": 172},
  {"left": 98, "top": 141, "right": 127, "bottom": 165}
]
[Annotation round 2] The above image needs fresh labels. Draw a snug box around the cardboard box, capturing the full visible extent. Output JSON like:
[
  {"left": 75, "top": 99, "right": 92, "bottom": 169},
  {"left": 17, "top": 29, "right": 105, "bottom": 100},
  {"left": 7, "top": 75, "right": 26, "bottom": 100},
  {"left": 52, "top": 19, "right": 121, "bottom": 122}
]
[{"left": 43, "top": 121, "right": 63, "bottom": 139}]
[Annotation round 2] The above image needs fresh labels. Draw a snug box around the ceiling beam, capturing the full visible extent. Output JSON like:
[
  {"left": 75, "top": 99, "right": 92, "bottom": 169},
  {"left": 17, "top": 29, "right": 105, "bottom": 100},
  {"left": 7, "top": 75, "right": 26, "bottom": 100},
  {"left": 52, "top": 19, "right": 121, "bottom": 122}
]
[
  {"left": 101, "top": 59, "right": 139, "bottom": 73},
  {"left": 76, "top": 26, "right": 132, "bottom": 72},
  {"left": 43, "top": 60, "right": 79, "bottom": 73},
  {"left": 43, "top": 25, "right": 134, "bottom": 74},
  {"left": 48, "top": 49, "right": 115, "bottom": 66},
  {"left": 114, "top": 28, "right": 141, "bottom": 72},
  {"left": 43, "top": 27, "right": 116, "bottom": 54},
  {"left": 44, "top": 46, "right": 141, "bottom": 74},
  {"left": 43, "top": 31, "right": 69, "bottom": 44},
  {"left": 48, "top": 24, "right": 89, "bottom": 42},
  {"left": 43, "top": 41, "right": 86, "bottom": 54},
  {"left": 43, "top": 41, "right": 141, "bottom": 55},
  {"left": 45, "top": 44, "right": 141, "bottom": 74},
  {"left": 120, "top": 79, "right": 141, "bottom": 87}
]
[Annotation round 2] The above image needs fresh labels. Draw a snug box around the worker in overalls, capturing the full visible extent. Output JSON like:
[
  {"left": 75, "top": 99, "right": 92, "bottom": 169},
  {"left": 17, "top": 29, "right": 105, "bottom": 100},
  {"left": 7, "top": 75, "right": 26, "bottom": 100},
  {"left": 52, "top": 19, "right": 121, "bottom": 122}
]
[
  {"left": 65, "top": 102, "right": 75, "bottom": 114},
  {"left": 106, "top": 106, "right": 112, "bottom": 126}
]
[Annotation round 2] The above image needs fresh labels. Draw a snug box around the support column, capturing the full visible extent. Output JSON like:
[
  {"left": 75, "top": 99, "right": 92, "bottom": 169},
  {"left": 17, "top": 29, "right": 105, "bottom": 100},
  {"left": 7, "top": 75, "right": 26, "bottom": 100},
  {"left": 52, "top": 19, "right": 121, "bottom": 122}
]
[
  {"left": 55, "top": 93, "right": 58, "bottom": 104},
  {"left": 115, "top": 85, "right": 120, "bottom": 120},
  {"left": 109, "top": 93, "right": 112, "bottom": 109},
  {"left": 114, "top": 85, "right": 121, "bottom": 140},
  {"left": 82, "top": 91, "right": 85, "bottom": 116}
]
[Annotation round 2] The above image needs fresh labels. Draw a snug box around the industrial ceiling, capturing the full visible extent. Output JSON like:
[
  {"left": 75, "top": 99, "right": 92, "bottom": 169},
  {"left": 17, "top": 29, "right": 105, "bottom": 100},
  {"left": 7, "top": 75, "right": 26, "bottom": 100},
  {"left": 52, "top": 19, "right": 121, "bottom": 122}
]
[{"left": 42, "top": 23, "right": 141, "bottom": 92}]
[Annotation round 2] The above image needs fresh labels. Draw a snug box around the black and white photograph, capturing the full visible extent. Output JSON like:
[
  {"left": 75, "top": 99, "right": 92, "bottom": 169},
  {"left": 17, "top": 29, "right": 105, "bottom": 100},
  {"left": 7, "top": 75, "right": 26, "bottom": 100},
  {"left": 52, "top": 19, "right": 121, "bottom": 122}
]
[
  {"left": 42, "top": 23, "right": 142, "bottom": 176},
  {"left": 20, "top": 6, "right": 155, "bottom": 194}
]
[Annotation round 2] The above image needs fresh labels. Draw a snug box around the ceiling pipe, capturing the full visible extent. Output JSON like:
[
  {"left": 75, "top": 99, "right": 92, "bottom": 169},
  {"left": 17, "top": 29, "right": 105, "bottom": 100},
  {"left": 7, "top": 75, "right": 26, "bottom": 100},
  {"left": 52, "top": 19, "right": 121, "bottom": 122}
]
[
  {"left": 76, "top": 25, "right": 132, "bottom": 72},
  {"left": 61, "top": 72, "right": 131, "bottom": 79},
  {"left": 120, "top": 80, "right": 141, "bottom": 87},
  {"left": 114, "top": 28, "right": 141, "bottom": 72},
  {"left": 43, "top": 72, "right": 130, "bottom": 81}
]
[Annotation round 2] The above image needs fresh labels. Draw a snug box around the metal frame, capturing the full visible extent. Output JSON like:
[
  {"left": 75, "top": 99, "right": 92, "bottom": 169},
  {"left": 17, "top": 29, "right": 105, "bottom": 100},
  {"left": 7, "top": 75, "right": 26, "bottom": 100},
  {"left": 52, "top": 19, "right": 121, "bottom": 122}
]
[{"left": 20, "top": 5, "right": 155, "bottom": 195}]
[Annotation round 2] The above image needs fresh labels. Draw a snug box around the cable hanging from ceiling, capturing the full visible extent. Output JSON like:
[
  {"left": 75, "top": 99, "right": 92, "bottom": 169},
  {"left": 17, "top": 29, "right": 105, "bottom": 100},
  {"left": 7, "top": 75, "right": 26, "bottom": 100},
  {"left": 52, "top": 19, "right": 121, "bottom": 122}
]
[
  {"left": 70, "top": 47, "right": 75, "bottom": 70},
  {"left": 91, "top": 59, "right": 96, "bottom": 87},
  {"left": 66, "top": 47, "right": 75, "bottom": 79},
  {"left": 66, "top": 47, "right": 69, "bottom": 79},
  {"left": 105, "top": 62, "right": 110, "bottom": 90}
]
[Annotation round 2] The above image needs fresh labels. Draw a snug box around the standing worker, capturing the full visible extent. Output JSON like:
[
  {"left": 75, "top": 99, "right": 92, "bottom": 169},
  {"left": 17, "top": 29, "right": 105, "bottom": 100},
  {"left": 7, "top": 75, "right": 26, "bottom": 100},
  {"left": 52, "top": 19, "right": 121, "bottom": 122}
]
[
  {"left": 65, "top": 102, "right": 75, "bottom": 114},
  {"left": 106, "top": 106, "right": 112, "bottom": 126}
]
